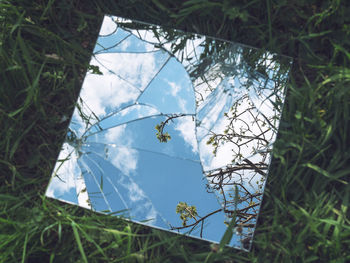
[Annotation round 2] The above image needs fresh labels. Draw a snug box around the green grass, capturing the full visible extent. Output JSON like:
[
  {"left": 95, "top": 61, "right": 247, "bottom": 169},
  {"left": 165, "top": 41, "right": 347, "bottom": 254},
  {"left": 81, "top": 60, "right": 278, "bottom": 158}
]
[{"left": 1, "top": 0, "right": 349, "bottom": 262}]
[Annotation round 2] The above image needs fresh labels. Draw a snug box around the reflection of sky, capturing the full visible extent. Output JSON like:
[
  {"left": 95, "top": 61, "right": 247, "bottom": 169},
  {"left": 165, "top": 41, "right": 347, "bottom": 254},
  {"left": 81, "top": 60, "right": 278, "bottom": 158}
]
[
  {"left": 46, "top": 143, "right": 90, "bottom": 209},
  {"left": 46, "top": 15, "right": 291, "bottom": 250}
]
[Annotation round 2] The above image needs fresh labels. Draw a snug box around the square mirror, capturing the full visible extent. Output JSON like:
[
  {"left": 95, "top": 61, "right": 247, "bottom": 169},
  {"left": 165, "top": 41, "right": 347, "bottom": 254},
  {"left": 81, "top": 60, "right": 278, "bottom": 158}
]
[{"left": 46, "top": 15, "right": 292, "bottom": 251}]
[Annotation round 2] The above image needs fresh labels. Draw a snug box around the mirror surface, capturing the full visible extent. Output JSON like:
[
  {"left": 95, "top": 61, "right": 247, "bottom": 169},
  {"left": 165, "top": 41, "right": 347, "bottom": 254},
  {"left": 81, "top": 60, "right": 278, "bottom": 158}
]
[{"left": 46, "top": 15, "right": 292, "bottom": 250}]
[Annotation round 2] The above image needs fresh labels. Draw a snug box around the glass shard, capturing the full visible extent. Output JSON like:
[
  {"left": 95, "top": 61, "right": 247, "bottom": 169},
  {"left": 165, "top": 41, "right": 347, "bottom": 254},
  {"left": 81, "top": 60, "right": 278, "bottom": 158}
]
[
  {"left": 46, "top": 15, "right": 292, "bottom": 251},
  {"left": 138, "top": 57, "right": 195, "bottom": 114}
]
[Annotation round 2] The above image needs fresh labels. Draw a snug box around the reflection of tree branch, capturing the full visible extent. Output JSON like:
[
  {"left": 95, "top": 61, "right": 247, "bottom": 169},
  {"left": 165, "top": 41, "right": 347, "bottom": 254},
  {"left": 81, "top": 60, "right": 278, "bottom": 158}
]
[
  {"left": 243, "top": 158, "right": 267, "bottom": 177},
  {"left": 239, "top": 193, "right": 262, "bottom": 203},
  {"left": 240, "top": 215, "right": 255, "bottom": 225},
  {"left": 236, "top": 212, "right": 258, "bottom": 217},
  {"left": 225, "top": 201, "right": 260, "bottom": 214},
  {"left": 171, "top": 202, "right": 259, "bottom": 236},
  {"left": 236, "top": 223, "right": 255, "bottom": 228},
  {"left": 171, "top": 208, "right": 222, "bottom": 232},
  {"left": 173, "top": 182, "right": 260, "bottom": 235},
  {"left": 155, "top": 113, "right": 188, "bottom": 142},
  {"left": 206, "top": 164, "right": 267, "bottom": 179}
]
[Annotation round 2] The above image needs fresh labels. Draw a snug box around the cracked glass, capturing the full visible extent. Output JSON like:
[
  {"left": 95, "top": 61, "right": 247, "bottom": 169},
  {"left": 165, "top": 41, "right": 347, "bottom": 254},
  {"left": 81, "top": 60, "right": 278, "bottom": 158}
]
[{"left": 46, "top": 15, "right": 292, "bottom": 251}]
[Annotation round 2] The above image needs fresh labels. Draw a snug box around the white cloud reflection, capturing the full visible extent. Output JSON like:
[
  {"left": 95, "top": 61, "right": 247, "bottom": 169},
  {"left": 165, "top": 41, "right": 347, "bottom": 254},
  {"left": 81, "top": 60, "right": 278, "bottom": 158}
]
[
  {"left": 174, "top": 117, "right": 198, "bottom": 153},
  {"left": 104, "top": 125, "right": 138, "bottom": 176},
  {"left": 46, "top": 143, "right": 90, "bottom": 209},
  {"left": 93, "top": 52, "right": 164, "bottom": 91},
  {"left": 99, "top": 16, "right": 117, "bottom": 36}
]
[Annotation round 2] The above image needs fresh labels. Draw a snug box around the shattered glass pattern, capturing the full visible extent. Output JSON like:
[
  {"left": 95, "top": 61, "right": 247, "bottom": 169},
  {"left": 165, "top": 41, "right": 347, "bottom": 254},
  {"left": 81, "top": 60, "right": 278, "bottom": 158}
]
[{"left": 46, "top": 15, "right": 292, "bottom": 250}]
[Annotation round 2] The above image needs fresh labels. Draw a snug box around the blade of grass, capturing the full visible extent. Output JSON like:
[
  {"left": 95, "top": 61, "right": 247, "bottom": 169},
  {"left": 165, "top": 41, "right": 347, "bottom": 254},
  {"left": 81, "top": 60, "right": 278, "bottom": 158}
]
[
  {"left": 204, "top": 185, "right": 239, "bottom": 263},
  {"left": 77, "top": 224, "right": 108, "bottom": 260},
  {"left": 71, "top": 221, "right": 88, "bottom": 263},
  {"left": 125, "top": 224, "right": 132, "bottom": 257},
  {"left": 266, "top": 0, "right": 272, "bottom": 44},
  {"left": 218, "top": 185, "right": 238, "bottom": 252},
  {"left": 21, "top": 232, "right": 28, "bottom": 263},
  {"left": 303, "top": 163, "right": 349, "bottom": 183}
]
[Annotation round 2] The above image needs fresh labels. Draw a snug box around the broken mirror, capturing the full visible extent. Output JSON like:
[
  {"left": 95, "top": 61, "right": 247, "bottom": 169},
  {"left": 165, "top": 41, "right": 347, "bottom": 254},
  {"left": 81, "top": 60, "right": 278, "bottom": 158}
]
[{"left": 46, "top": 15, "right": 292, "bottom": 251}]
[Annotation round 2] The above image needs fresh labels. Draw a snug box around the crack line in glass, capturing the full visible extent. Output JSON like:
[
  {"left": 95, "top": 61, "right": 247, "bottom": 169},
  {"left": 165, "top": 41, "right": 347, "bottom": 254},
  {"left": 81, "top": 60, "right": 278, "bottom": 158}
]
[
  {"left": 86, "top": 142, "right": 201, "bottom": 164},
  {"left": 94, "top": 33, "right": 132, "bottom": 54}
]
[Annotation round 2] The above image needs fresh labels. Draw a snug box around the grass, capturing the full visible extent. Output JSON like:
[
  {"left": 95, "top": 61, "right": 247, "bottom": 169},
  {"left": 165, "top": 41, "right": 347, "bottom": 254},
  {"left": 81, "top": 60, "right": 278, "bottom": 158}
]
[{"left": 1, "top": 0, "right": 349, "bottom": 262}]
